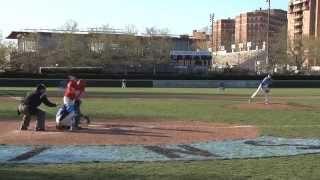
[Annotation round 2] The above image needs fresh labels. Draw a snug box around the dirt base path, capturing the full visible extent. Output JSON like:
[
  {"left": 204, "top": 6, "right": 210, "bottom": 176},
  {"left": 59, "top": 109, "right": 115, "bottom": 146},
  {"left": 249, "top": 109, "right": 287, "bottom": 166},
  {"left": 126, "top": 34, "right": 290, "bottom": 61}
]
[{"left": 0, "top": 120, "right": 259, "bottom": 145}]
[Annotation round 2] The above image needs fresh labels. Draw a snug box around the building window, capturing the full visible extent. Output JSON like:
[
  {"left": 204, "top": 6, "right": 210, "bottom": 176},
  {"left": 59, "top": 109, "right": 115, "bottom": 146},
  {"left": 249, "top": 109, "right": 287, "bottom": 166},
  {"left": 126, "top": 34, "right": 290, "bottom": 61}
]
[
  {"left": 90, "top": 41, "right": 104, "bottom": 53},
  {"left": 20, "top": 39, "right": 37, "bottom": 52}
]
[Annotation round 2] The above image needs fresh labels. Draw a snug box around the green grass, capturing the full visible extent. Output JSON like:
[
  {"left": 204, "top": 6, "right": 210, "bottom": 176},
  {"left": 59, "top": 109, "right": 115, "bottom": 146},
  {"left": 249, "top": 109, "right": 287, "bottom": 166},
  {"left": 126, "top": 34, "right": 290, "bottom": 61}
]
[
  {"left": 2, "top": 87, "right": 320, "bottom": 97},
  {"left": 1, "top": 155, "right": 320, "bottom": 180},
  {"left": 3, "top": 87, "right": 320, "bottom": 138},
  {"left": 2, "top": 87, "right": 320, "bottom": 137},
  {"left": 1, "top": 87, "right": 320, "bottom": 179}
]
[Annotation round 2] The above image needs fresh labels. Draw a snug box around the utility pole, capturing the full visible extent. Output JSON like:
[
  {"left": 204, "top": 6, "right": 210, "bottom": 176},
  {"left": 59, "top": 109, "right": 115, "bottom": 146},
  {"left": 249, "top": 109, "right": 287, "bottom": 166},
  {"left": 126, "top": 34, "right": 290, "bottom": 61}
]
[
  {"left": 210, "top": 13, "right": 215, "bottom": 52},
  {"left": 266, "top": 0, "right": 271, "bottom": 71}
]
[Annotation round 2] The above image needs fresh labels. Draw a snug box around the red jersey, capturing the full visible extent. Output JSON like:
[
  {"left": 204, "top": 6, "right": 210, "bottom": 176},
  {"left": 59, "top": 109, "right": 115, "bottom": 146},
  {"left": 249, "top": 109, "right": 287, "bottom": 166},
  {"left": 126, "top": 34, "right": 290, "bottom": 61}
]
[
  {"left": 75, "top": 80, "right": 86, "bottom": 100},
  {"left": 64, "top": 80, "right": 77, "bottom": 99}
]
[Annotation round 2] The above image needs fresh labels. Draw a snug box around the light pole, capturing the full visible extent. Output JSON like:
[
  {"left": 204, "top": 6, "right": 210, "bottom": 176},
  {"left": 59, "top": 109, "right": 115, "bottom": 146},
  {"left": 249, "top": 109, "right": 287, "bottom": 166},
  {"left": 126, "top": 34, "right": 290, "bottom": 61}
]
[
  {"left": 266, "top": 0, "right": 271, "bottom": 71},
  {"left": 210, "top": 13, "right": 215, "bottom": 52}
]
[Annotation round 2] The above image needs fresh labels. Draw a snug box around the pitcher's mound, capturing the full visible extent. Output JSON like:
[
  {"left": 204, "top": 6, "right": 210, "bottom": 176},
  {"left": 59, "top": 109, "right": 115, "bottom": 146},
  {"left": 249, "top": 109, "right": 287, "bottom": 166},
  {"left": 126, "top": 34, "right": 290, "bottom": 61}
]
[{"left": 0, "top": 120, "right": 258, "bottom": 145}]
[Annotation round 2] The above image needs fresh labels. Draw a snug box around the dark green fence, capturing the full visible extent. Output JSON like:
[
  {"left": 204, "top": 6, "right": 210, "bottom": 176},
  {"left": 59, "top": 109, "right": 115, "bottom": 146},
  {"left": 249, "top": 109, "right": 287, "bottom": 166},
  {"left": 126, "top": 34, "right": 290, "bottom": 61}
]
[{"left": 0, "top": 79, "right": 153, "bottom": 88}]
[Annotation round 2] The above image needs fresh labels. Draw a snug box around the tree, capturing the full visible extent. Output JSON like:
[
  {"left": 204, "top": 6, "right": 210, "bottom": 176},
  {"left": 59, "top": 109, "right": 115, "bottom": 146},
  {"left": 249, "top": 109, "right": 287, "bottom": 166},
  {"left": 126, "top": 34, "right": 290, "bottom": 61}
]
[
  {"left": 269, "top": 26, "right": 288, "bottom": 66},
  {"left": 62, "top": 19, "right": 79, "bottom": 32},
  {"left": 264, "top": 25, "right": 292, "bottom": 73},
  {"left": 54, "top": 20, "right": 91, "bottom": 67},
  {"left": 302, "top": 36, "right": 320, "bottom": 67},
  {"left": 0, "top": 41, "right": 17, "bottom": 71},
  {"left": 6, "top": 32, "right": 40, "bottom": 73},
  {"left": 144, "top": 27, "right": 173, "bottom": 75},
  {"left": 285, "top": 35, "right": 320, "bottom": 71},
  {"left": 125, "top": 24, "right": 138, "bottom": 35},
  {"left": 287, "top": 36, "right": 304, "bottom": 70},
  {"left": 61, "top": 20, "right": 80, "bottom": 66},
  {"left": 116, "top": 34, "right": 142, "bottom": 75},
  {"left": 0, "top": 43, "right": 7, "bottom": 68},
  {"left": 0, "top": 32, "right": 5, "bottom": 67}
]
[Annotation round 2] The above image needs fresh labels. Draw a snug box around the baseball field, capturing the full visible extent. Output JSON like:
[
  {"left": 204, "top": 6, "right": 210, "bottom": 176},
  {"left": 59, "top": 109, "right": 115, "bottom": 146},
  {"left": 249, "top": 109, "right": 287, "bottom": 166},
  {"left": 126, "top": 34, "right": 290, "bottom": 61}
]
[{"left": 0, "top": 87, "right": 320, "bottom": 179}]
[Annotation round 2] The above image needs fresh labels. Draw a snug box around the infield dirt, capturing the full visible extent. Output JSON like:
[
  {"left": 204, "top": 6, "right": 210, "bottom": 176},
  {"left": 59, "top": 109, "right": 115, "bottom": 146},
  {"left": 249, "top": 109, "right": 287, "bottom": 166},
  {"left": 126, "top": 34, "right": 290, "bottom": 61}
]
[{"left": 0, "top": 120, "right": 259, "bottom": 145}]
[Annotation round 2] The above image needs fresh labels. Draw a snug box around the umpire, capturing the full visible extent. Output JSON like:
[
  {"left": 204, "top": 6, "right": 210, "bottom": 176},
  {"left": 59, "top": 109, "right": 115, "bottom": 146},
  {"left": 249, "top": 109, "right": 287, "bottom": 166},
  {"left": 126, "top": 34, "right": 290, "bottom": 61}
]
[{"left": 18, "top": 84, "right": 57, "bottom": 131}]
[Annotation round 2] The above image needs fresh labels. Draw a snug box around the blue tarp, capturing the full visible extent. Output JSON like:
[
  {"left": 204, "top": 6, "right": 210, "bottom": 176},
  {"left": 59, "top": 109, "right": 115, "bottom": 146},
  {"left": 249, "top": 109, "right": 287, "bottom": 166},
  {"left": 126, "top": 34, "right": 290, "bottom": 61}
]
[{"left": 2, "top": 137, "right": 320, "bottom": 164}]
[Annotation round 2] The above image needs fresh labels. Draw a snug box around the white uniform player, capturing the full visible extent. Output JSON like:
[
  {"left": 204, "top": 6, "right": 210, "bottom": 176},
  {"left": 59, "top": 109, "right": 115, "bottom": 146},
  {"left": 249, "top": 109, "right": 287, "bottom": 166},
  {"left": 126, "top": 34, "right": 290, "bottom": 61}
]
[
  {"left": 249, "top": 74, "right": 272, "bottom": 104},
  {"left": 56, "top": 105, "right": 75, "bottom": 128},
  {"left": 121, "top": 79, "right": 127, "bottom": 88}
]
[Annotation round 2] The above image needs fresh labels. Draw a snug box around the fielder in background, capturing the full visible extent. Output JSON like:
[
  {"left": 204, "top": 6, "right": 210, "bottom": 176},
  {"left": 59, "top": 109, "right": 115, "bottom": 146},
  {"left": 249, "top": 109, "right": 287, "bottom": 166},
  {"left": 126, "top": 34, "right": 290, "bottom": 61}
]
[
  {"left": 18, "top": 84, "right": 57, "bottom": 131},
  {"left": 218, "top": 81, "right": 225, "bottom": 92},
  {"left": 249, "top": 74, "right": 272, "bottom": 104},
  {"left": 121, "top": 79, "right": 127, "bottom": 88}
]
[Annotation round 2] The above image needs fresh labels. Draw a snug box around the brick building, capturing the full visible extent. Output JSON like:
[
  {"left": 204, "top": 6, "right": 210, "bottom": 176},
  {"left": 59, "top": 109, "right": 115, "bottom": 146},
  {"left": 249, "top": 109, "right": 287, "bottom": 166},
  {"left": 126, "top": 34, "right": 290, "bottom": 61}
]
[
  {"left": 192, "top": 30, "right": 208, "bottom": 40},
  {"left": 288, "top": 0, "right": 320, "bottom": 47},
  {"left": 212, "top": 19, "right": 235, "bottom": 52},
  {"left": 192, "top": 30, "right": 211, "bottom": 50},
  {"left": 235, "top": 9, "right": 287, "bottom": 51}
]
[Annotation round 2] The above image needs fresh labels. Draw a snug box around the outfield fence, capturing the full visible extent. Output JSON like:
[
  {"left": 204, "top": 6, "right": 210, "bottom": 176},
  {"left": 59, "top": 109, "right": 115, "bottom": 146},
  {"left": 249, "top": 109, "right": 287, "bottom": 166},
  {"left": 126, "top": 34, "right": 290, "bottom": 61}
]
[{"left": 1, "top": 79, "right": 320, "bottom": 88}]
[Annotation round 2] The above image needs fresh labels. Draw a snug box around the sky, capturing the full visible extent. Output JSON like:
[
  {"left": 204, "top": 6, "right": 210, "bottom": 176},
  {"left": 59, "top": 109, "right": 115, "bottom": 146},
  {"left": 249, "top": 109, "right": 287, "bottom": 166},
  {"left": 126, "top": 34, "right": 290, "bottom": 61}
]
[{"left": 0, "top": 0, "right": 288, "bottom": 38}]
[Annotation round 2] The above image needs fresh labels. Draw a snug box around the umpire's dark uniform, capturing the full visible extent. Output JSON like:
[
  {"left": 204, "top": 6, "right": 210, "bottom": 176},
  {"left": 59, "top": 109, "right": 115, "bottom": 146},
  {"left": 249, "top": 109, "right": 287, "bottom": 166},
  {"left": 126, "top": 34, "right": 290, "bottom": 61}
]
[{"left": 18, "top": 84, "right": 57, "bottom": 131}]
